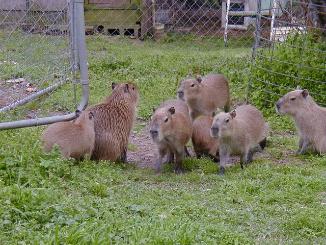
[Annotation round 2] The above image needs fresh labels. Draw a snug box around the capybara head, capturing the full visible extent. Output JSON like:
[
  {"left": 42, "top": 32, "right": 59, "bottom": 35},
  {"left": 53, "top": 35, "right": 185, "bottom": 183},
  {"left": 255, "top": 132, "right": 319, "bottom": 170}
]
[
  {"left": 276, "top": 89, "right": 309, "bottom": 116},
  {"left": 111, "top": 82, "right": 139, "bottom": 104},
  {"left": 150, "top": 106, "right": 175, "bottom": 142},
  {"left": 177, "top": 76, "right": 202, "bottom": 101},
  {"left": 75, "top": 110, "right": 95, "bottom": 124},
  {"left": 210, "top": 110, "right": 236, "bottom": 138}
]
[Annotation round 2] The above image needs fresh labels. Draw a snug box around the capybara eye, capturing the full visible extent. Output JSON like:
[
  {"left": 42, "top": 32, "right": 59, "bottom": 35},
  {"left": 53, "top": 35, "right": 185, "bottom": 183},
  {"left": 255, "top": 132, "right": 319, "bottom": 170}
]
[
  {"left": 191, "top": 84, "right": 195, "bottom": 87},
  {"left": 290, "top": 97, "right": 296, "bottom": 101},
  {"left": 164, "top": 118, "right": 168, "bottom": 123},
  {"left": 225, "top": 118, "right": 229, "bottom": 123}
]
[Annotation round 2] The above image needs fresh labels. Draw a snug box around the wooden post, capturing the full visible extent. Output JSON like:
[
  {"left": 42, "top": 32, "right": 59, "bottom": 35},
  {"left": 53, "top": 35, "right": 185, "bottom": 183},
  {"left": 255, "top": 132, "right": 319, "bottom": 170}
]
[{"left": 141, "top": 0, "right": 154, "bottom": 39}]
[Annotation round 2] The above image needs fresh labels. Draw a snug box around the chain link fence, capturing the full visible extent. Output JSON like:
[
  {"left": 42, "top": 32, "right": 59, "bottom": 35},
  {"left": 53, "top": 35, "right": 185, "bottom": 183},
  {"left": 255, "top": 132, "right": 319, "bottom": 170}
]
[
  {"left": 249, "top": 0, "right": 326, "bottom": 108},
  {"left": 0, "top": 0, "right": 89, "bottom": 129},
  {"left": 1, "top": 0, "right": 324, "bottom": 129},
  {"left": 82, "top": 0, "right": 257, "bottom": 46}
]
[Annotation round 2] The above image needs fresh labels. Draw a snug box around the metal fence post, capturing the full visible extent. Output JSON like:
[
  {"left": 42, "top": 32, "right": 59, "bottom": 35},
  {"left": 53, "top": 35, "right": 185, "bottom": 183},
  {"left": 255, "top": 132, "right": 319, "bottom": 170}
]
[
  {"left": 74, "top": 0, "right": 89, "bottom": 112},
  {"left": 245, "top": 0, "right": 262, "bottom": 102},
  {"left": 252, "top": 0, "right": 262, "bottom": 59}
]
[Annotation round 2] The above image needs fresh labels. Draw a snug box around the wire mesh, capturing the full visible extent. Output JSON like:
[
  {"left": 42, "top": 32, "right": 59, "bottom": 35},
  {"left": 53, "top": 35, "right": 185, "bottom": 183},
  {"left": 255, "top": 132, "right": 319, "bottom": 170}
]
[
  {"left": 0, "top": 0, "right": 77, "bottom": 124},
  {"left": 249, "top": 0, "right": 326, "bottom": 109}
]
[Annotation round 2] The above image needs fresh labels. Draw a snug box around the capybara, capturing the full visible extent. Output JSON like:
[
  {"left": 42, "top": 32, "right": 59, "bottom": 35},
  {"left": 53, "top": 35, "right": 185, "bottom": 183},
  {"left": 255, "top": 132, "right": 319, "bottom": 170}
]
[
  {"left": 211, "top": 104, "right": 269, "bottom": 174},
  {"left": 177, "top": 73, "right": 230, "bottom": 120},
  {"left": 276, "top": 89, "right": 326, "bottom": 154},
  {"left": 154, "top": 99, "right": 191, "bottom": 159},
  {"left": 150, "top": 99, "right": 192, "bottom": 173},
  {"left": 192, "top": 115, "right": 219, "bottom": 162},
  {"left": 42, "top": 110, "right": 95, "bottom": 160},
  {"left": 88, "top": 82, "right": 139, "bottom": 161}
]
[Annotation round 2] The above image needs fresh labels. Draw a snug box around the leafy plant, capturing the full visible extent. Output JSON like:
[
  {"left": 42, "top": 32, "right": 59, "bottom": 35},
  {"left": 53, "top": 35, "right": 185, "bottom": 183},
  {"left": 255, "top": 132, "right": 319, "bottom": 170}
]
[{"left": 250, "top": 32, "right": 326, "bottom": 112}]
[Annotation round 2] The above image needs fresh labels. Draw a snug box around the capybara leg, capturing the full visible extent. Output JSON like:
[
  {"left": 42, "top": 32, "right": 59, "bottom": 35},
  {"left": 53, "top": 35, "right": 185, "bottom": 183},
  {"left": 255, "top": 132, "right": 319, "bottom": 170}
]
[
  {"left": 184, "top": 146, "right": 191, "bottom": 157},
  {"left": 165, "top": 152, "right": 174, "bottom": 164},
  {"left": 218, "top": 145, "right": 229, "bottom": 175},
  {"left": 155, "top": 148, "right": 167, "bottom": 173},
  {"left": 62, "top": 150, "right": 71, "bottom": 159},
  {"left": 210, "top": 153, "right": 220, "bottom": 163},
  {"left": 247, "top": 150, "right": 254, "bottom": 164},
  {"left": 240, "top": 152, "right": 249, "bottom": 169},
  {"left": 155, "top": 156, "right": 163, "bottom": 173},
  {"left": 296, "top": 137, "right": 305, "bottom": 155},
  {"left": 259, "top": 137, "right": 267, "bottom": 150},
  {"left": 196, "top": 152, "right": 202, "bottom": 159},
  {"left": 174, "top": 150, "right": 184, "bottom": 174},
  {"left": 120, "top": 147, "right": 127, "bottom": 163},
  {"left": 299, "top": 140, "right": 310, "bottom": 154},
  {"left": 247, "top": 145, "right": 261, "bottom": 164}
]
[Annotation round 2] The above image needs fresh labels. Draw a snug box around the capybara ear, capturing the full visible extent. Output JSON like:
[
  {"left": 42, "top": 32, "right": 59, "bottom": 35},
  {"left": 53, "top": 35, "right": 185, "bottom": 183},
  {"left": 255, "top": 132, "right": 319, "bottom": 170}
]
[
  {"left": 111, "top": 82, "right": 116, "bottom": 90},
  {"left": 196, "top": 76, "right": 202, "bottom": 83},
  {"left": 168, "top": 107, "right": 175, "bottom": 115},
  {"left": 88, "top": 111, "right": 94, "bottom": 120},
  {"left": 124, "top": 83, "right": 129, "bottom": 93},
  {"left": 302, "top": 89, "right": 309, "bottom": 98},
  {"left": 152, "top": 107, "right": 156, "bottom": 113},
  {"left": 230, "top": 110, "right": 237, "bottom": 119},
  {"left": 214, "top": 108, "right": 223, "bottom": 116},
  {"left": 75, "top": 109, "right": 81, "bottom": 117}
]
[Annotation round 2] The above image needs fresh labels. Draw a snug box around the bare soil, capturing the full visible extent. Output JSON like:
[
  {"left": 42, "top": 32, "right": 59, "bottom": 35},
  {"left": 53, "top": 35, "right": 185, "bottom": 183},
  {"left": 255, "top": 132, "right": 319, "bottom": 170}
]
[
  {"left": 127, "top": 121, "right": 265, "bottom": 169},
  {"left": 128, "top": 123, "right": 156, "bottom": 168},
  {"left": 0, "top": 79, "right": 36, "bottom": 108}
]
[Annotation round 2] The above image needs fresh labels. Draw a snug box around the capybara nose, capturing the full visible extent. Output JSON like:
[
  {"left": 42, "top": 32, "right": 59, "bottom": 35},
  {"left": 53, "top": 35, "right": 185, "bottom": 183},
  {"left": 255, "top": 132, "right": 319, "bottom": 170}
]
[
  {"left": 211, "top": 127, "right": 219, "bottom": 137},
  {"left": 177, "top": 91, "right": 184, "bottom": 99},
  {"left": 150, "top": 129, "right": 158, "bottom": 137}
]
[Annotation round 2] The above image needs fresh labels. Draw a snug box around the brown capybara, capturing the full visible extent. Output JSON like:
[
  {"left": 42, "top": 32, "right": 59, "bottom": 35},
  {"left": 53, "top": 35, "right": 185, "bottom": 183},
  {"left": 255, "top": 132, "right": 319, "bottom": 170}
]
[
  {"left": 177, "top": 73, "right": 230, "bottom": 120},
  {"left": 276, "top": 89, "right": 326, "bottom": 154},
  {"left": 88, "top": 82, "right": 139, "bottom": 162},
  {"left": 42, "top": 110, "right": 95, "bottom": 160},
  {"left": 192, "top": 115, "right": 219, "bottom": 162},
  {"left": 211, "top": 104, "right": 269, "bottom": 174},
  {"left": 150, "top": 99, "right": 192, "bottom": 173}
]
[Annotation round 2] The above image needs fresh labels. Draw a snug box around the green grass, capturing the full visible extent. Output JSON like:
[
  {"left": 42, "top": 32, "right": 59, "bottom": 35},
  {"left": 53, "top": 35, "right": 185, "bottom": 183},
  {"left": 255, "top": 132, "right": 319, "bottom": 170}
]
[{"left": 1, "top": 35, "right": 326, "bottom": 244}]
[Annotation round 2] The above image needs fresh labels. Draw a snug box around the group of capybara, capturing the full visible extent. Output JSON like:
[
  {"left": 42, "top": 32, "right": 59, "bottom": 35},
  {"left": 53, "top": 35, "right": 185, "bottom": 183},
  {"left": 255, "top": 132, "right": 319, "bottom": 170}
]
[{"left": 42, "top": 73, "right": 326, "bottom": 174}]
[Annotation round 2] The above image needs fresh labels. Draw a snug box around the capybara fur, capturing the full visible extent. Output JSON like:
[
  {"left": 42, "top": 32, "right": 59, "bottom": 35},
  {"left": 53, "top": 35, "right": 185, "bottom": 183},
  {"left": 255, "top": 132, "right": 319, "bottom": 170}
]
[
  {"left": 88, "top": 82, "right": 139, "bottom": 161},
  {"left": 276, "top": 89, "right": 326, "bottom": 154},
  {"left": 211, "top": 104, "right": 269, "bottom": 174},
  {"left": 177, "top": 73, "right": 230, "bottom": 120},
  {"left": 192, "top": 115, "right": 219, "bottom": 162},
  {"left": 150, "top": 99, "right": 192, "bottom": 173},
  {"left": 42, "top": 110, "right": 95, "bottom": 160}
]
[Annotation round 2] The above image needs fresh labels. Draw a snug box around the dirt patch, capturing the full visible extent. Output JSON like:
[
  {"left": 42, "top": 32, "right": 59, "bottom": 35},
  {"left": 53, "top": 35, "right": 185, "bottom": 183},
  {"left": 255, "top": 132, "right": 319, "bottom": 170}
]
[
  {"left": 128, "top": 123, "right": 156, "bottom": 168},
  {"left": 0, "top": 78, "right": 37, "bottom": 108},
  {"left": 127, "top": 121, "right": 243, "bottom": 169}
]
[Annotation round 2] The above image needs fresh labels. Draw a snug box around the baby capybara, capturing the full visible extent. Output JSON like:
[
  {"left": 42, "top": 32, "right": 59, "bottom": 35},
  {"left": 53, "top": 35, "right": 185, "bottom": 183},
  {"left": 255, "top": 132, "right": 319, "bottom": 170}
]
[
  {"left": 211, "top": 104, "right": 269, "bottom": 174},
  {"left": 276, "top": 89, "right": 326, "bottom": 154},
  {"left": 88, "top": 82, "right": 139, "bottom": 161},
  {"left": 150, "top": 99, "right": 192, "bottom": 173},
  {"left": 177, "top": 73, "right": 230, "bottom": 120},
  {"left": 42, "top": 110, "right": 95, "bottom": 160},
  {"left": 192, "top": 115, "right": 219, "bottom": 162}
]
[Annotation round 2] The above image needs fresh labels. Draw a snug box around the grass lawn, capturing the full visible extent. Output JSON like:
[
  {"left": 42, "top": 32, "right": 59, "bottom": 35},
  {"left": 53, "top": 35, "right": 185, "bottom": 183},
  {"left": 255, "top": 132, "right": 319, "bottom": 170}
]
[{"left": 0, "top": 35, "right": 325, "bottom": 244}]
